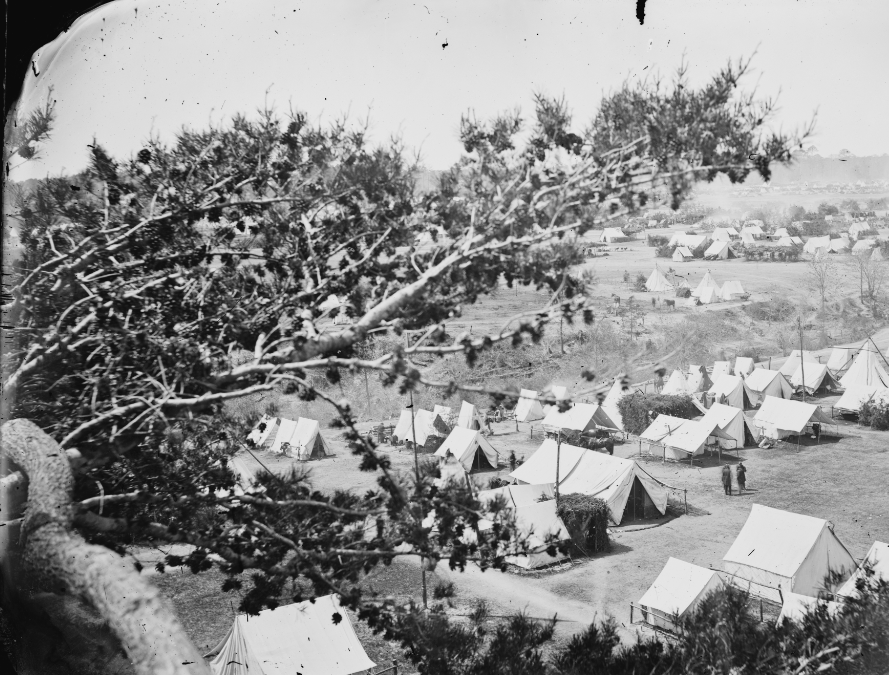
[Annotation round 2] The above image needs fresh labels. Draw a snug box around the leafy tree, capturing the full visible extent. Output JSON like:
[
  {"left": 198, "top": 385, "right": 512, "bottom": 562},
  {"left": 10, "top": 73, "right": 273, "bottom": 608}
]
[
  {"left": 807, "top": 254, "right": 838, "bottom": 310},
  {"left": 818, "top": 202, "right": 839, "bottom": 216},
  {"left": 3, "top": 60, "right": 808, "bottom": 674}
]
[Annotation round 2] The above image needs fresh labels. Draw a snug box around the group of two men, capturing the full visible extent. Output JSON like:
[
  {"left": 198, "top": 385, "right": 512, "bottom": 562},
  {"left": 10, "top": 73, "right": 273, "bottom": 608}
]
[{"left": 721, "top": 462, "right": 747, "bottom": 495}]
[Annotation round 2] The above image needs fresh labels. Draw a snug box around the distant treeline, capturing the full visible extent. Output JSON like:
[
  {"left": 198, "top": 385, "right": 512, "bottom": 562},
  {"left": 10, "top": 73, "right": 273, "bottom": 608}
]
[{"left": 743, "top": 156, "right": 889, "bottom": 186}]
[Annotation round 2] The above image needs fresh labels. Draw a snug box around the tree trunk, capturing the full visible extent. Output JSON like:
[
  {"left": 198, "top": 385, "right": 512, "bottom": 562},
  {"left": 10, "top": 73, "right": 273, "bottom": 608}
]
[{"left": 1, "top": 419, "right": 209, "bottom": 675}]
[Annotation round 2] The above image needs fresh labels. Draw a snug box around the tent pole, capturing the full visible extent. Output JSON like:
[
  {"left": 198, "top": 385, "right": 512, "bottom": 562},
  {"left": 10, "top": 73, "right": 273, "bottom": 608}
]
[
  {"left": 684, "top": 489, "right": 688, "bottom": 514},
  {"left": 409, "top": 391, "right": 427, "bottom": 610},
  {"left": 555, "top": 431, "right": 562, "bottom": 509}
]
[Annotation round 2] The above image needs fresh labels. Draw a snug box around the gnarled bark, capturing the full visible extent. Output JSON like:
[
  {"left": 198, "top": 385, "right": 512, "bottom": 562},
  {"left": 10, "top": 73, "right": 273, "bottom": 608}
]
[{"left": 1, "top": 419, "right": 210, "bottom": 675}]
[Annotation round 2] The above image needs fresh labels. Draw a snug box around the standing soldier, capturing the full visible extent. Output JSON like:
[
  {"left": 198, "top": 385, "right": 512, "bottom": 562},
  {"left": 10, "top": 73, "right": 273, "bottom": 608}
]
[
  {"left": 737, "top": 462, "right": 747, "bottom": 494},
  {"left": 721, "top": 464, "right": 733, "bottom": 496}
]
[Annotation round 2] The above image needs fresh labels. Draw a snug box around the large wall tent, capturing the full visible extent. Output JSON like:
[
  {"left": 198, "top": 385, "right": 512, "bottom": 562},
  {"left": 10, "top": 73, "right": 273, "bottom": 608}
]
[
  {"left": 699, "top": 402, "right": 759, "bottom": 449},
  {"left": 752, "top": 396, "right": 833, "bottom": 440},
  {"left": 837, "top": 541, "right": 889, "bottom": 599},
  {"left": 478, "top": 483, "right": 555, "bottom": 508},
  {"left": 206, "top": 594, "right": 376, "bottom": 675},
  {"left": 640, "top": 415, "right": 727, "bottom": 462},
  {"left": 458, "top": 401, "right": 487, "bottom": 430},
  {"left": 722, "top": 504, "right": 856, "bottom": 603},
  {"left": 734, "top": 357, "right": 755, "bottom": 378},
  {"left": 839, "top": 338, "right": 889, "bottom": 389},
  {"left": 637, "top": 558, "right": 723, "bottom": 631},
  {"left": 743, "top": 369, "right": 794, "bottom": 407},
  {"left": 510, "top": 439, "right": 589, "bottom": 485},
  {"left": 707, "top": 374, "right": 747, "bottom": 409},
  {"left": 434, "top": 427, "right": 500, "bottom": 471},
  {"left": 833, "top": 383, "right": 889, "bottom": 415},
  {"left": 392, "top": 409, "right": 449, "bottom": 448},
  {"left": 260, "top": 417, "right": 333, "bottom": 459},
  {"left": 514, "top": 389, "right": 546, "bottom": 422},
  {"left": 788, "top": 362, "right": 840, "bottom": 395},
  {"left": 778, "top": 350, "right": 820, "bottom": 378},
  {"left": 803, "top": 236, "right": 830, "bottom": 254},
  {"left": 540, "top": 403, "right": 618, "bottom": 434},
  {"left": 704, "top": 240, "right": 736, "bottom": 260}
]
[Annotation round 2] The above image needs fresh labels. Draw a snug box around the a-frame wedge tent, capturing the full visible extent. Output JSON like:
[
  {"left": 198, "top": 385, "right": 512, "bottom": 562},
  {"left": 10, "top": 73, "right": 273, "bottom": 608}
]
[
  {"left": 722, "top": 504, "right": 856, "bottom": 603},
  {"left": 645, "top": 268, "right": 675, "bottom": 293},
  {"left": 711, "top": 361, "right": 731, "bottom": 381},
  {"left": 434, "top": 427, "right": 499, "bottom": 471},
  {"left": 692, "top": 271, "right": 719, "bottom": 298},
  {"left": 509, "top": 439, "right": 589, "bottom": 485},
  {"left": 660, "top": 369, "right": 690, "bottom": 395},
  {"left": 837, "top": 541, "right": 889, "bottom": 599},
  {"left": 638, "top": 558, "right": 723, "bottom": 631},
  {"left": 707, "top": 374, "right": 747, "bottom": 409},
  {"left": 704, "top": 240, "right": 736, "bottom": 260},
  {"left": 719, "top": 280, "right": 745, "bottom": 301},
  {"left": 699, "top": 402, "right": 759, "bottom": 449},
  {"left": 778, "top": 350, "right": 820, "bottom": 377},
  {"left": 789, "top": 362, "right": 840, "bottom": 396},
  {"left": 540, "top": 403, "right": 618, "bottom": 433},
  {"left": 743, "top": 369, "right": 793, "bottom": 407},
  {"left": 206, "top": 594, "right": 375, "bottom": 675},
  {"left": 558, "top": 451, "right": 669, "bottom": 524},
  {"left": 514, "top": 389, "right": 546, "bottom": 422},
  {"left": 392, "top": 409, "right": 448, "bottom": 447},
  {"left": 839, "top": 338, "right": 889, "bottom": 389},
  {"left": 686, "top": 365, "right": 713, "bottom": 393},
  {"left": 834, "top": 383, "right": 889, "bottom": 415},
  {"left": 457, "top": 400, "right": 487, "bottom": 430},
  {"left": 752, "top": 395, "right": 833, "bottom": 440},
  {"left": 289, "top": 417, "right": 334, "bottom": 460},
  {"left": 734, "top": 357, "right": 755, "bottom": 378}
]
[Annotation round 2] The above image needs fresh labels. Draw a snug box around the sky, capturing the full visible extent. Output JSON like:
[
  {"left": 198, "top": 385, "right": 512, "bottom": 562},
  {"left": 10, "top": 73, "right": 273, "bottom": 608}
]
[{"left": 8, "top": 0, "right": 889, "bottom": 181}]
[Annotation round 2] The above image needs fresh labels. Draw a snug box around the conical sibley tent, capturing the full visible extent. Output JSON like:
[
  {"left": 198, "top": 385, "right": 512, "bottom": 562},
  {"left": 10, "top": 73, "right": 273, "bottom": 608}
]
[
  {"left": 692, "top": 271, "right": 719, "bottom": 298},
  {"left": 645, "top": 268, "right": 675, "bottom": 293},
  {"left": 514, "top": 389, "right": 546, "bottom": 422},
  {"left": 839, "top": 338, "right": 889, "bottom": 389}
]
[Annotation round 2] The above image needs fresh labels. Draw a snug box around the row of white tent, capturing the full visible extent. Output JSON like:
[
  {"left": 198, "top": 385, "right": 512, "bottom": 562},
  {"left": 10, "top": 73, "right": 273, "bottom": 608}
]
[
  {"left": 637, "top": 506, "right": 887, "bottom": 632},
  {"left": 247, "top": 414, "right": 333, "bottom": 459},
  {"left": 645, "top": 269, "right": 746, "bottom": 303}
]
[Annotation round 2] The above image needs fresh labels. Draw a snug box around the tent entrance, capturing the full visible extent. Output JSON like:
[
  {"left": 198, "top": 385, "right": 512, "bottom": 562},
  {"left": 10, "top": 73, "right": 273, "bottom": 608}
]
[
  {"left": 472, "top": 446, "right": 496, "bottom": 471},
  {"left": 309, "top": 436, "right": 326, "bottom": 459},
  {"left": 621, "top": 477, "right": 660, "bottom": 524},
  {"left": 743, "top": 422, "right": 756, "bottom": 447}
]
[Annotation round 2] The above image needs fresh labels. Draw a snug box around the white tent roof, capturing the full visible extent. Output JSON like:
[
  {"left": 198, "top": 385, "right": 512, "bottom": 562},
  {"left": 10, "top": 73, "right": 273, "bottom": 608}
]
[
  {"left": 740, "top": 231, "right": 756, "bottom": 244},
  {"left": 827, "top": 345, "right": 858, "bottom": 373},
  {"left": 753, "top": 395, "right": 832, "bottom": 438},
  {"left": 743, "top": 368, "right": 793, "bottom": 401},
  {"left": 734, "top": 357, "right": 755, "bottom": 377},
  {"left": 207, "top": 594, "right": 375, "bottom": 675},
  {"left": 673, "top": 246, "right": 693, "bottom": 260},
  {"left": 872, "top": 247, "right": 885, "bottom": 261},
  {"left": 719, "top": 280, "right": 745, "bottom": 300},
  {"left": 601, "top": 227, "right": 627, "bottom": 241},
  {"left": 789, "top": 362, "right": 838, "bottom": 395},
  {"left": 723, "top": 505, "right": 856, "bottom": 601},
  {"left": 699, "top": 402, "right": 758, "bottom": 449},
  {"left": 514, "top": 389, "right": 545, "bottom": 422},
  {"left": 839, "top": 339, "right": 889, "bottom": 389},
  {"left": 434, "top": 427, "right": 499, "bottom": 470},
  {"left": 777, "top": 592, "right": 840, "bottom": 626},
  {"left": 433, "top": 404, "right": 452, "bottom": 418},
  {"left": 458, "top": 401, "right": 486, "bottom": 429},
  {"left": 834, "top": 383, "right": 889, "bottom": 414},
  {"left": 804, "top": 236, "right": 831, "bottom": 253},
  {"left": 686, "top": 365, "right": 713, "bottom": 393},
  {"left": 837, "top": 541, "right": 889, "bottom": 598},
  {"left": 773, "top": 227, "right": 790, "bottom": 238},
  {"left": 289, "top": 417, "right": 333, "bottom": 460},
  {"left": 506, "top": 500, "right": 572, "bottom": 569},
  {"left": 602, "top": 379, "right": 628, "bottom": 431},
  {"left": 509, "top": 439, "right": 588, "bottom": 484},
  {"left": 645, "top": 268, "right": 675, "bottom": 293},
  {"left": 852, "top": 239, "right": 876, "bottom": 253},
  {"left": 707, "top": 374, "right": 745, "bottom": 409},
  {"left": 692, "top": 271, "right": 720, "bottom": 298},
  {"left": 318, "top": 294, "right": 342, "bottom": 311},
  {"left": 776, "top": 236, "right": 795, "bottom": 247},
  {"left": 712, "top": 227, "right": 733, "bottom": 241},
  {"left": 540, "top": 403, "right": 618, "bottom": 433},
  {"left": 478, "top": 483, "right": 555, "bottom": 509},
  {"left": 828, "top": 238, "right": 850, "bottom": 252},
  {"left": 711, "top": 361, "right": 731, "bottom": 381},
  {"left": 247, "top": 414, "right": 277, "bottom": 447},
  {"left": 268, "top": 418, "right": 299, "bottom": 454},
  {"left": 742, "top": 223, "right": 764, "bottom": 235},
  {"left": 698, "top": 286, "right": 721, "bottom": 304},
  {"left": 668, "top": 233, "right": 708, "bottom": 249},
  {"left": 638, "top": 558, "right": 723, "bottom": 624},
  {"left": 640, "top": 414, "right": 713, "bottom": 459},
  {"left": 660, "top": 369, "right": 690, "bottom": 395},
  {"left": 778, "top": 350, "right": 819, "bottom": 377},
  {"left": 392, "top": 409, "right": 445, "bottom": 446},
  {"left": 704, "top": 240, "right": 732, "bottom": 258}
]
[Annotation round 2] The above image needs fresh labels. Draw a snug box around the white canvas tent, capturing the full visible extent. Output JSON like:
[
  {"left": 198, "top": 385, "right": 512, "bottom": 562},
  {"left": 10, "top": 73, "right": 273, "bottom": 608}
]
[
  {"left": 849, "top": 222, "right": 873, "bottom": 237},
  {"left": 833, "top": 383, "right": 889, "bottom": 415},
  {"left": 558, "top": 451, "right": 669, "bottom": 524},
  {"left": 698, "top": 286, "right": 721, "bottom": 304},
  {"left": 734, "top": 357, "right": 755, "bottom": 378},
  {"left": 433, "top": 404, "right": 452, "bottom": 418},
  {"left": 852, "top": 239, "right": 876, "bottom": 255},
  {"left": 776, "top": 236, "right": 797, "bottom": 247},
  {"left": 740, "top": 231, "right": 756, "bottom": 245},
  {"left": 267, "top": 418, "right": 299, "bottom": 455},
  {"left": 289, "top": 417, "right": 334, "bottom": 460},
  {"left": 777, "top": 592, "right": 840, "bottom": 626},
  {"left": 668, "top": 233, "right": 708, "bottom": 249},
  {"left": 540, "top": 403, "right": 618, "bottom": 433},
  {"left": 772, "top": 227, "right": 790, "bottom": 238},
  {"left": 707, "top": 375, "right": 746, "bottom": 409},
  {"left": 660, "top": 369, "right": 689, "bottom": 395},
  {"left": 640, "top": 415, "right": 719, "bottom": 461},
  {"left": 692, "top": 271, "right": 719, "bottom": 298},
  {"left": 804, "top": 236, "right": 831, "bottom": 254},
  {"left": 743, "top": 369, "right": 793, "bottom": 407},
  {"left": 247, "top": 414, "right": 278, "bottom": 448},
  {"left": 673, "top": 246, "right": 693, "bottom": 262},
  {"left": 434, "top": 427, "right": 499, "bottom": 471},
  {"left": 752, "top": 396, "right": 833, "bottom": 440},
  {"left": 839, "top": 338, "right": 889, "bottom": 389},
  {"left": 837, "top": 541, "right": 889, "bottom": 599},
  {"left": 712, "top": 227, "right": 732, "bottom": 241},
  {"left": 827, "top": 344, "right": 859, "bottom": 374},
  {"left": 711, "top": 361, "right": 731, "bottom": 382},
  {"left": 457, "top": 401, "right": 486, "bottom": 430},
  {"left": 686, "top": 365, "right": 713, "bottom": 393},
  {"left": 872, "top": 247, "right": 885, "bottom": 262},
  {"left": 645, "top": 268, "right": 675, "bottom": 293},
  {"left": 392, "top": 409, "right": 448, "bottom": 447},
  {"left": 779, "top": 350, "right": 819, "bottom": 377},
  {"left": 742, "top": 223, "right": 764, "bottom": 237},
  {"left": 719, "top": 280, "right": 746, "bottom": 301},
  {"left": 509, "top": 439, "right": 588, "bottom": 485},
  {"left": 704, "top": 240, "right": 735, "bottom": 260},
  {"left": 318, "top": 294, "right": 342, "bottom": 312},
  {"left": 478, "top": 483, "right": 555, "bottom": 508},
  {"left": 602, "top": 379, "right": 629, "bottom": 431},
  {"left": 503, "top": 500, "right": 572, "bottom": 569},
  {"left": 514, "top": 389, "right": 546, "bottom": 422},
  {"left": 637, "top": 558, "right": 723, "bottom": 631},
  {"left": 699, "top": 402, "right": 759, "bottom": 449},
  {"left": 828, "top": 238, "right": 850, "bottom": 253},
  {"left": 723, "top": 504, "right": 856, "bottom": 603},
  {"left": 789, "top": 362, "right": 840, "bottom": 395},
  {"left": 206, "top": 594, "right": 375, "bottom": 675},
  {"left": 600, "top": 227, "right": 628, "bottom": 242}
]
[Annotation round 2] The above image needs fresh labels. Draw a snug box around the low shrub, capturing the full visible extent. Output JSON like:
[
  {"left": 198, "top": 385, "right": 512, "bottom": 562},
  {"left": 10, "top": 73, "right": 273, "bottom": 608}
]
[
  {"left": 634, "top": 272, "right": 647, "bottom": 291},
  {"left": 860, "top": 400, "right": 889, "bottom": 430},
  {"left": 647, "top": 234, "right": 669, "bottom": 248},
  {"left": 743, "top": 297, "right": 798, "bottom": 322},
  {"left": 656, "top": 242, "right": 677, "bottom": 258},
  {"left": 432, "top": 580, "right": 456, "bottom": 599},
  {"left": 487, "top": 476, "right": 509, "bottom": 489},
  {"left": 616, "top": 392, "right": 699, "bottom": 435},
  {"left": 557, "top": 494, "right": 610, "bottom": 554}
]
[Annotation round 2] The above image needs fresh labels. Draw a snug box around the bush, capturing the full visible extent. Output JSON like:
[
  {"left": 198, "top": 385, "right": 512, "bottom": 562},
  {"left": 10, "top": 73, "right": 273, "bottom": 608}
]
[
  {"left": 743, "top": 297, "right": 798, "bottom": 322},
  {"left": 616, "top": 392, "right": 699, "bottom": 435},
  {"left": 557, "top": 494, "right": 610, "bottom": 554},
  {"left": 647, "top": 234, "right": 669, "bottom": 248},
  {"left": 487, "top": 476, "right": 509, "bottom": 489},
  {"left": 860, "top": 400, "right": 889, "bottom": 430},
  {"left": 432, "top": 580, "right": 456, "bottom": 600},
  {"left": 634, "top": 272, "right": 647, "bottom": 292},
  {"left": 656, "top": 242, "right": 677, "bottom": 258}
]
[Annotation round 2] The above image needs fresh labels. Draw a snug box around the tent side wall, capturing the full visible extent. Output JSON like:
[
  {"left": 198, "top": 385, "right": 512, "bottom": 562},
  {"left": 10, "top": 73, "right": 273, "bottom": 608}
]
[
  {"left": 792, "top": 527, "right": 857, "bottom": 596},
  {"left": 723, "top": 562, "right": 792, "bottom": 604}
]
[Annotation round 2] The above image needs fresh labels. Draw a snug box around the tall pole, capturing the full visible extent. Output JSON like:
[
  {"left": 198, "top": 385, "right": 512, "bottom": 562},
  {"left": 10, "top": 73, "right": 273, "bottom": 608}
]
[
  {"left": 408, "top": 391, "right": 426, "bottom": 609},
  {"left": 798, "top": 316, "right": 807, "bottom": 403},
  {"left": 554, "top": 430, "right": 562, "bottom": 509}
]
